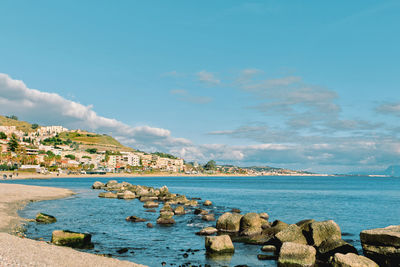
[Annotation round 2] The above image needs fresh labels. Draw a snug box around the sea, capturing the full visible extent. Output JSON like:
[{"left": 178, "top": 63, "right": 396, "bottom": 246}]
[{"left": 2, "top": 175, "right": 400, "bottom": 266}]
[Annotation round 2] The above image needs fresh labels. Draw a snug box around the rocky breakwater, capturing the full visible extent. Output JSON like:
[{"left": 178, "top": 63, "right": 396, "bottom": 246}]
[{"left": 360, "top": 225, "right": 400, "bottom": 266}]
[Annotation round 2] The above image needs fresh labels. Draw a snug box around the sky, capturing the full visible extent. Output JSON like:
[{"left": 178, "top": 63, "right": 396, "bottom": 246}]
[{"left": 0, "top": 0, "right": 400, "bottom": 173}]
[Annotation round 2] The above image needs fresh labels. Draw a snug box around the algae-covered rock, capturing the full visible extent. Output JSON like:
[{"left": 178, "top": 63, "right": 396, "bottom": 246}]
[
  {"left": 278, "top": 242, "right": 316, "bottom": 267},
  {"left": 205, "top": 235, "right": 234, "bottom": 254},
  {"left": 240, "top": 213, "right": 263, "bottom": 236},
  {"left": 51, "top": 230, "right": 93, "bottom": 249},
  {"left": 309, "top": 220, "right": 341, "bottom": 246},
  {"left": 174, "top": 206, "right": 185, "bottom": 215},
  {"left": 35, "top": 213, "right": 57, "bottom": 224},
  {"left": 216, "top": 212, "right": 243, "bottom": 233},
  {"left": 275, "top": 224, "right": 307, "bottom": 246},
  {"left": 202, "top": 214, "right": 215, "bottom": 222},
  {"left": 157, "top": 213, "right": 175, "bottom": 225}
]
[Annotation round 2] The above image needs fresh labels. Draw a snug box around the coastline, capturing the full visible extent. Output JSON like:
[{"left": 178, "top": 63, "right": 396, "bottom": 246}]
[{"left": 0, "top": 183, "right": 145, "bottom": 267}]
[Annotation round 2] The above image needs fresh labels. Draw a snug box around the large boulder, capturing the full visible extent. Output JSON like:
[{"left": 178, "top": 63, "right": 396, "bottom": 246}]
[
  {"left": 330, "top": 253, "right": 379, "bottom": 267},
  {"left": 159, "top": 185, "right": 169, "bottom": 195},
  {"left": 205, "top": 235, "right": 234, "bottom": 254},
  {"left": 278, "top": 242, "right": 316, "bottom": 267},
  {"left": 35, "top": 213, "right": 57, "bottom": 224},
  {"left": 203, "top": 200, "right": 212, "bottom": 206},
  {"left": 117, "top": 190, "right": 136, "bottom": 199},
  {"left": 143, "top": 201, "right": 159, "bottom": 208},
  {"left": 239, "top": 213, "right": 262, "bottom": 236},
  {"left": 317, "top": 239, "right": 358, "bottom": 261},
  {"left": 196, "top": 227, "right": 218, "bottom": 236},
  {"left": 157, "top": 213, "right": 175, "bottom": 225},
  {"left": 105, "top": 180, "right": 118, "bottom": 187},
  {"left": 308, "top": 220, "right": 341, "bottom": 246},
  {"left": 275, "top": 224, "right": 307, "bottom": 246},
  {"left": 360, "top": 225, "right": 400, "bottom": 266},
  {"left": 51, "top": 230, "right": 93, "bottom": 249},
  {"left": 91, "top": 181, "right": 104, "bottom": 189},
  {"left": 216, "top": 212, "right": 243, "bottom": 233}
]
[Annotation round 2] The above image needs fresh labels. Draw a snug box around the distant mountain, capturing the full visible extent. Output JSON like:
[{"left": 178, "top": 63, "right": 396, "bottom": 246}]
[{"left": 383, "top": 165, "right": 400, "bottom": 177}]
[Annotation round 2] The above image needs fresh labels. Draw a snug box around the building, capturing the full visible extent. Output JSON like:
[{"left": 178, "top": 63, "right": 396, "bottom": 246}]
[
  {"left": 121, "top": 152, "right": 140, "bottom": 166},
  {"left": 37, "top": 126, "right": 68, "bottom": 136}
]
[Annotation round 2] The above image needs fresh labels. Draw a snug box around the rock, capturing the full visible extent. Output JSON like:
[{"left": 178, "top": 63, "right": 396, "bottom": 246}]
[
  {"left": 160, "top": 204, "right": 173, "bottom": 213},
  {"left": 216, "top": 212, "right": 243, "bottom": 233},
  {"left": 157, "top": 213, "right": 175, "bottom": 225},
  {"left": 125, "top": 216, "right": 146, "bottom": 222},
  {"left": 261, "top": 245, "right": 277, "bottom": 253},
  {"left": 35, "top": 213, "right": 57, "bottom": 224},
  {"left": 143, "top": 201, "right": 159, "bottom": 208},
  {"left": 194, "top": 208, "right": 208, "bottom": 215},
  {"left": 160, "top": 211, "right": 174, "bottom": 217},
  {"left": 275, "top": 224, "right": 307, "bottom": 246},
  {"left": 296, "top": 219, "right": 315, "bottom": 232},
  {"left": 51, "top": 230, "right": 93, "bottom": 249},
  {"left": 330, "top": 253, "right": 379, "bottom": 267},
  {"left": 99, "top": 192, "right": 117, "bottom": 198},
  {"left": 92, "top": 181, "right": 104, "bottom": 189},
  {"left": 145, "top": 209, "right": 157, "bottom": 212},
  {"left": 259, "top": 212, "right": 269, "bottom": 221},
  {"left": 202, "top": 214, "right": 215, "bottom": 221},
  {"left": 257, "top": 254, "right": 277, "bottom": 260},
  {"left": 105, "top": 180, "right": 118, "bottom": 187},
  {"left": 174, "top": 206, "right": 185, "bottom": 215},
  {"left": 185, "top": 200, "right": 198, "bottom": 207},
  {"left": 204, "top": 200, "right": 212, "bottom": 206},
  {"left": 240, "top": 213, "right": 262, "bottom": 236},
  {"left": 116, "top": 248, "right": 128, "bottom": 254},
  {"left": 121, "top": 190, "right": 136, "bottom": 199},
  {"left": 205, "top": 235, "right": 235, "bottom": 254},
  {"left": 317, "top": 239, "right": 358, "bottom": 261},
  {"left": 159, "top": 185, "right": 169, "bottom": 194},
  {"left": 271, "top": 220, "right": 289, "bottom": 232},
  {"left": 196, "top": 227, "right": 218, "bottom": 236},
  {"left": 146, "top": 223, "right": 154, "bottom": 228},
  {"left": 278, "top": 242, "right": 316, "bottom": 267},
  {"left": 140, "top": 196, "right": 158, "bottom": 202},
  {"left": 261, "top": 219, "right": 271, "bottom": 229},
  {"left": 308, "top": 220, "right": 341, "bottom": 246},
  {"left": 231, "top": 208, "right": 241, "bottom": 213},
  {"left": 360, "top": 225, "right": 400, "bottom": 266}
]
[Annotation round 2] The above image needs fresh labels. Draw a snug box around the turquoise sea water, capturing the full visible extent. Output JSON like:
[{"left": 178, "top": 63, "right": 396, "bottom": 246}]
[{"left": 2, "top": 176, "right": 400, "bottom": 266}]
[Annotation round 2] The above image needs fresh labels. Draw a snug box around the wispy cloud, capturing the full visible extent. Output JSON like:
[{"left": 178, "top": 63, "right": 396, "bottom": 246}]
[
  {"left": 169, "top": 89, "right": 212, "bottom": 104},
  {"left": 376, "top": 102, "right": 400, "bottom": 116},
  {"left": 197, "top": 70, "right": 220, "bottom": 85}
]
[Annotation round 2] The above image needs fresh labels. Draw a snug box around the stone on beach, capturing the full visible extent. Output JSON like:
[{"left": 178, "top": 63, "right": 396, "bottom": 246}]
[
  {"left": 196, "top": 227, "right": 218, "bottom": 236},
  {"left": 278, "top": 242, "right": 316, "bottom": 267},
  {"left": 360, "top": 225, "right": 400, "bottom": 266},
  {"left": 51, "top": 230, "right": 94, "bottom": 249},
  {"left": 35, "top": 212, "right": 57, "bottom": 224},
  {"left": 330, "top": 253, "right": 379, "bottom": 267},
  {"left": 205, "top": 235, "right": 235, "bottom": 254},
  {"left": 216, "top": 212, "right": 243, "bottom": 233}
]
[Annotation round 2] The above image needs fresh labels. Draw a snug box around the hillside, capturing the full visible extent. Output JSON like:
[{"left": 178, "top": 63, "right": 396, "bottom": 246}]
[
  {"left": 0, "top": 115, "right": 36, "bottom": 133},
  {"left": 58, "top": 131, "right": 134, "bottom": 152}
]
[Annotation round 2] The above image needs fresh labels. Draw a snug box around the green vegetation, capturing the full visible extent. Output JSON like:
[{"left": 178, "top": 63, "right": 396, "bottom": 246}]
[
  {"left": 0, "top": 115, "right": 35, "bottom": 133},
  {"left": 41, "top": 136, "right": 71, "bottom": 146},
  {"left": 204, "top": 160, "right": 217, "bottom": 171},
  {"left": 85, "top": 148, "right": 97, "bottom": 154},
  {"left": 82, "top": 155, "right": 91, "bottom": 159},
  {"left": 0, "top": 132, "right": 7, "bottom": 139},
  {"left": 6, "top": 115, "right": 18, "bottom": 120},
  {"left": 59, "top": 132, "right": 124, "bottom": 147},
  {"left": 7, "top": 134, "right": 19, "bottom": 152},
  {"left": 65, "top": 154, "right": 76, "bottom": 160},
  {"left": 153, "top": 152, "right": 178, "bottom": 159},
  {"left": 0, "top": 164, "right": 17, "bottom": 171},
  {"left": 31, "top": 123, "right": 39, "bottom": 129}
]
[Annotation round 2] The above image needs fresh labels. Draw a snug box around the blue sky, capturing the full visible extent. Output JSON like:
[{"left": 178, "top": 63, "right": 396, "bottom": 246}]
[{"left": 1, "top": 0, "right": 400, "bottom": 173}]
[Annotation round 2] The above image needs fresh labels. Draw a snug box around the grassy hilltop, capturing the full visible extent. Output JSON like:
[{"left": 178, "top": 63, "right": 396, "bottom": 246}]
[{"left": 0, "top": 115, "right": 35, "bottom": 133}]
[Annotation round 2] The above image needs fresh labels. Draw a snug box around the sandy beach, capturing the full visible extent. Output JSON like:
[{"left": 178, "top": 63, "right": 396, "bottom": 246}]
[{"left": 0, "top": 183, "right": 145, "bottom": 267}]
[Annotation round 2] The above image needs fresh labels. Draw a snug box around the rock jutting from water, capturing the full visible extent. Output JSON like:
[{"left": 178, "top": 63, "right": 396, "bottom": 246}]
[
  {"left": 35, "top": 213, "right": 57, "bottom": 224},
  {"left": 51, "top": 230, "right": 94, "bottom": 249}
]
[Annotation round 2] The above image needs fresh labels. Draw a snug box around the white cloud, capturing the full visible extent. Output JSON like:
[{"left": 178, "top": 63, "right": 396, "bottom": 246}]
[{"left": 197, "top": 70, "right": 220, "bottom": 85}]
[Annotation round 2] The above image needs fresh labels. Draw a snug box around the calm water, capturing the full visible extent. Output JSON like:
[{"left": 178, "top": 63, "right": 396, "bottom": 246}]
[{"left": 2, "top": 176, "right": 400, "bottom": 266}]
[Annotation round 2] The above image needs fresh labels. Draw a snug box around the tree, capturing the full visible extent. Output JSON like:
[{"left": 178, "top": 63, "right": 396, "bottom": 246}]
[
  {"left": 0, "top": 132, "right": 7, "bottom": 139},
  {"left": 204, "top": 160, "right": 217, "bottom": 171},
  {"left": 86, "top": 148, "right": 97, "bottom": 154},
  {"left": 31, "top": 123, "right": 39, "bottom": 129},
  {"left": 6, "top": 115, "right": 18, "bottom": 120},
  {"left": 65, "top": 154, "right": 76, "bottom": 160},
  {"left": 7, "top": 134, "right": 19, "bottom": 152}
]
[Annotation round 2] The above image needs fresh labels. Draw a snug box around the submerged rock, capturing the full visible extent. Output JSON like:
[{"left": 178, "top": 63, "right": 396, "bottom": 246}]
[
  {"left": 205, "top": 235, "right": 235, "bottom": 254},
  {"left": 330, "top": 253, "right": 378, "bottom": 267},
  {"left": 35, "top": 213, "right": 57, "bottom": 224},
  {"left": 360, "top": 225, "right": 400, "bottom": 266},
  {"left": 125, "top": 216, "right": 146, "bottom": 222},
  {"left": 278, "top": 242, "right": 316, "bottom": 267},
  {"left": 157, "top": 213, "right": 175, "bottom": 225},
  {"left": 196, "top": 227, "right": 218, "bottom": 236},
  {"left": 174, "top": 206, "right": 185, "bottom": 215},
  {"left": 51, "top": 230, "right": 93, "bottom": 249},
  {"left": 203, "top": 200, "right": 212, "bottom": 206},
  {"left": 216, "top": 212, "right": 243, "bottom": 233},
  {"left": 194, "top": 208, "right": 208, "bottom": 215}
]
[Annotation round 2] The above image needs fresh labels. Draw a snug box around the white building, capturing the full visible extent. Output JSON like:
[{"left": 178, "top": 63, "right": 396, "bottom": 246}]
[{"left": 37, "top": 126, "right": 68, "bottom": 136}]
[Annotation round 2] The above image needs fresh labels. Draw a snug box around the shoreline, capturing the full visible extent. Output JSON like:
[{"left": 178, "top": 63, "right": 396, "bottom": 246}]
[
  {"left": 0, "top": 183, "right": 145, "bottom": 267},
  {"left": 1, "top": 171, "right": 332, "bottom": 180}
]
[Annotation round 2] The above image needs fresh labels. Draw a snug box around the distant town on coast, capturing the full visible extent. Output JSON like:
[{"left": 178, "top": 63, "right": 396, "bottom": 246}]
[{"left": 0, "top": 114, "right": 316, "bottom": 178}]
